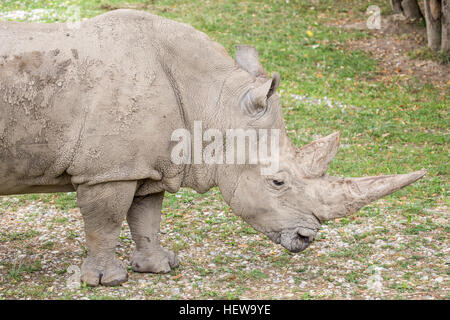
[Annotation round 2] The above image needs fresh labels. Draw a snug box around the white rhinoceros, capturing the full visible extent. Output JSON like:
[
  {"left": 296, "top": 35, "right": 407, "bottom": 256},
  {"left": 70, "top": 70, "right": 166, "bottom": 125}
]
[{"left": 0, "top": 9, "right": 425, "bottom": 286}]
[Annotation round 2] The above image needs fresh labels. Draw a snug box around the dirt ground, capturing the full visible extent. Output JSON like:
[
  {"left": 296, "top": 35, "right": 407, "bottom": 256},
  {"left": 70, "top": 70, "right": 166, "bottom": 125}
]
[{"left": 332, "top": 14, "right": 450, "bottom": 89}]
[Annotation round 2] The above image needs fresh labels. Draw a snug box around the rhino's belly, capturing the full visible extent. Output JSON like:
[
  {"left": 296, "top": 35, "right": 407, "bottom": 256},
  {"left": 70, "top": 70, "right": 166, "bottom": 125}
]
[
  {"left": 0, "top": 128, "right": 77, "bottom": 195},
  {"left": 0, "top": 177, "right": 75, "bottom": 196},
  {"left": 0, "top": 141, "right": 75, "bottom": 195}
]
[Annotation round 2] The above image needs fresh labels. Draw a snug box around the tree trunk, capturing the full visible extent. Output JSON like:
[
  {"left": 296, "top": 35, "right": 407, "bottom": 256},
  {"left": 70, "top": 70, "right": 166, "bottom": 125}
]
[
  {"left": 442, "top": 0, "right": 450, "bottom": 52},
  {"left": 401, "top": 0, "right": 424, "bottom": 19},
  {"left": 391, "top": 0, "right": 404, "bottom": 13},
  {"left": 424, "top": 0, "right": 442, "bottom": 51},
  {"left": 391, "top": 0, "right": 424, "bottom": 19}
]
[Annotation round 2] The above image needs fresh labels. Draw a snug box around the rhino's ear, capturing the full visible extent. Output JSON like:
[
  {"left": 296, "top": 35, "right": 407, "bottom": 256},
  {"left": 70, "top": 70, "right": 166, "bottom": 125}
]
[
  {"left": 235, "top": 45, "right": 267, "bottom": 78},
  {"left": 242, "top": 73, "right": 280, "bottom": 116},
  {"left": 268, "top": 72, "right": 280, "bottom": 97}
]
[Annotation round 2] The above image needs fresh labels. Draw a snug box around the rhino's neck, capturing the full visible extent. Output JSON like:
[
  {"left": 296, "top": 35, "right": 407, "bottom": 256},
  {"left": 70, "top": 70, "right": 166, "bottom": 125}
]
[
  {"left": 170, "top": 69, "right": 233, "bottom": 193},
  {"left": 155, "top": 29, "right": 252, "bottom": 193},
  {"left": 177, "top": 70, "right": 255, "bottom": 193}
]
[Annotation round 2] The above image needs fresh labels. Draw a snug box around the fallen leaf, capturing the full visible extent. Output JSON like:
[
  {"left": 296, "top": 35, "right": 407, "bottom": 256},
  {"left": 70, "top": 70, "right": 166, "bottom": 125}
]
[{"left": 171, "top": 274, "right": 182, "bottom": 280}]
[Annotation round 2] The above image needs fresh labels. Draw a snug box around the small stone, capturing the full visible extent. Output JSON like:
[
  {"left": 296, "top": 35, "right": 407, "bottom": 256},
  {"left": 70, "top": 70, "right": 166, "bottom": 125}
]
[{"left": 171, "top": 288, "right": 180, "bottom": 295}]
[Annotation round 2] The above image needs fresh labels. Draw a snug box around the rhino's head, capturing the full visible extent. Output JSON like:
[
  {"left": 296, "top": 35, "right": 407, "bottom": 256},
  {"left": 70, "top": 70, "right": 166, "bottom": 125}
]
[{"left": 216, "top": 45, "right": 426, "bottom": 253}]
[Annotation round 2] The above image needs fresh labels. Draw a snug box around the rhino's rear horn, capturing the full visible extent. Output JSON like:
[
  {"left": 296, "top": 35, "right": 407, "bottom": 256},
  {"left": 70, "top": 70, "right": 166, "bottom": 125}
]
[
  {"left": 235, "top": 45, "right": 267, "bottom": 78},
  {"left": 296, "top": 132, "right": 340, "bottom": 178}
]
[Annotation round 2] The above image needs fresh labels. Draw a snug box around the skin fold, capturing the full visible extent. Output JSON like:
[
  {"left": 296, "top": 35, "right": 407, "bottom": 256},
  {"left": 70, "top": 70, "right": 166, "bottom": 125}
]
[{"left": 0, "top": 10, "right": 426, "bottom": 286}]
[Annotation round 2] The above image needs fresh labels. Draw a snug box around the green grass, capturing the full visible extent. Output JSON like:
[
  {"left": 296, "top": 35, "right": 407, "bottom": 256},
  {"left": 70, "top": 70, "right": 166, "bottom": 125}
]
[
  {"left": 4, "top": 260, "right": 42, "bottom": 281},
  {"left": 0, "top": 0, "right": 446, "bottom": 213},
  {"left": 408, "top": 47, "right": 450, "bottom": 65},
  {"left": 0, "top": 230, "right": 40, "bottom": 242}
]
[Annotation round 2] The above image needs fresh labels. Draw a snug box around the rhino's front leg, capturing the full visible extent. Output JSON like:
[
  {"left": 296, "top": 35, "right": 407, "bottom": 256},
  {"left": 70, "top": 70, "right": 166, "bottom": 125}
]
[
  {"left": 127, "top": 192, "right": 179, "bottom": 273},
  {"left": 77, "top": 181, "right": 136, "bottom": 286}
]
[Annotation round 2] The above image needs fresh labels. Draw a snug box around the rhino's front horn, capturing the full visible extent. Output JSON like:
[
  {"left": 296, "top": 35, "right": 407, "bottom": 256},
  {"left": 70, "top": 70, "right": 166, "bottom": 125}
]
[{"left": 311, "top": 170, "right": 427, "bottom": 221}]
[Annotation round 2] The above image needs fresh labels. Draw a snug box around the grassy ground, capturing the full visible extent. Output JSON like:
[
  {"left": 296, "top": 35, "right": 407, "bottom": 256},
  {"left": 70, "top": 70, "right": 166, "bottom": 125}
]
[{"left": 0, "top": 0, "right": 448, "bottom": 299}]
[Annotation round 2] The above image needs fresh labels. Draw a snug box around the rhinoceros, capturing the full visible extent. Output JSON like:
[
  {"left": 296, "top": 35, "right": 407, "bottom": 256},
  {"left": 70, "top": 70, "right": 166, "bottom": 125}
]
[{"left": 0, "top": 9, "right": 425, "bottom": 286}]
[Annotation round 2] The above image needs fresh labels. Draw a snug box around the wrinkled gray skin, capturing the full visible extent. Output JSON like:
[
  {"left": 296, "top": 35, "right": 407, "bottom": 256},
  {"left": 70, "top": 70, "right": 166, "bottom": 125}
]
[{"left": 0, "top": 10, "right": 426, "bottom": 286}]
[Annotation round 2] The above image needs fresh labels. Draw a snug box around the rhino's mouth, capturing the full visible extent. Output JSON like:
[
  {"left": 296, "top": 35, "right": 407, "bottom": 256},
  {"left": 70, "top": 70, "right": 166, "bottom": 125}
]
[{"left": 265, "top": 226, "right": 317, "bottom": 253}]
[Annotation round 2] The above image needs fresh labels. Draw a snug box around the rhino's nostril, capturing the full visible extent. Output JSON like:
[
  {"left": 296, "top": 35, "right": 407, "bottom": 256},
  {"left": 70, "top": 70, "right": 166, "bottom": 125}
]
[
  {"left": 296, "top": 233, "right": 310, "bottom": 245},
  {"left": 297, "top": 230, "right": 316, "bottom": 245}
]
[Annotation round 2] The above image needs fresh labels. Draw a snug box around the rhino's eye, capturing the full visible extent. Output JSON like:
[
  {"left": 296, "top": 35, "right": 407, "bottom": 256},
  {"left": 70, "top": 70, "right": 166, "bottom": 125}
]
[
  {"left": 272, "top": 179, "right": 285, "bottom": 186},
  {"left": 254, "top": 103, "right": 265, "bottom": 113},
  {"left": 266, "top": 172, "right": 289, "bottom": 190}
]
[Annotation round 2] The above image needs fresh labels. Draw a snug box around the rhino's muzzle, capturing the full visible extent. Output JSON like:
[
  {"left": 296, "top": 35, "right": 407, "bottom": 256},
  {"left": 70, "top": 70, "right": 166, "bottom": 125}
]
[
  {"left": 281, "top": 233, "right": 311, "bottom": 253},
  {"left": 281, "top": 227, "right": 317, "bottom": 253},
  {"left": 266, "top": 227, "right": 317, "bottom": 253}
]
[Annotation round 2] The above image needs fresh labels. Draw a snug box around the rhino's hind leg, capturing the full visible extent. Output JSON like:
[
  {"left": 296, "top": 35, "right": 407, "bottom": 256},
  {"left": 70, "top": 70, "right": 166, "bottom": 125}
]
[
  {"left": 77, "top": 181, "right": 137, "bottom": 286},
  {"left": 127, "top": 192, "right": 179, "bottom": 274}
]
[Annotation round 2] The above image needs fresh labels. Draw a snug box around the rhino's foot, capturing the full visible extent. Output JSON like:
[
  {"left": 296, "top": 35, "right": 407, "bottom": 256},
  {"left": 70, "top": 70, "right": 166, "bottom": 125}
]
[
  {"left": 131, "top": 248, "right": 179, "bottom": 273},
  {"left": 81, "top": 256, "right": 128, "bottom": 287}
]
